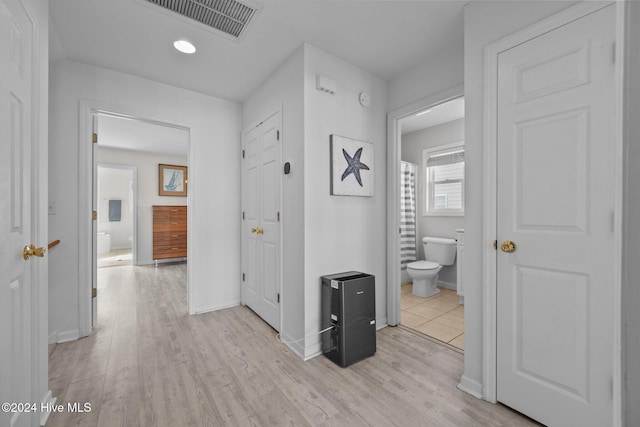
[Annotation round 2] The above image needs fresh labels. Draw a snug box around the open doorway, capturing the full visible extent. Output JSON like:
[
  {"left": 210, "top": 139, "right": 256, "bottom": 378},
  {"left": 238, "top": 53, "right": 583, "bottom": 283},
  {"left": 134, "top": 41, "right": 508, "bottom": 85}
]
[
  {"left": 97, "top": 164, "right": 136, "bottom": 268},
  {"left": 397, "top": 96, "right": 465, "bottom": 350},
  {"left": 91, "top": 112, "right": 190, "bottom": 326},
  {"left": 386, "top": 87, "right": 465, "bottom": 351}
]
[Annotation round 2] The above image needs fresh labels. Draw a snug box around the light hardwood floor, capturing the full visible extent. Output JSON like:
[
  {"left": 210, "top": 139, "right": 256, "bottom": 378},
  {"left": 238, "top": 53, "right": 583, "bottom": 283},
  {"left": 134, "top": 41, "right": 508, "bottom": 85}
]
[{"left": 48, "top": 263, "right": 540, "bottom": 427}]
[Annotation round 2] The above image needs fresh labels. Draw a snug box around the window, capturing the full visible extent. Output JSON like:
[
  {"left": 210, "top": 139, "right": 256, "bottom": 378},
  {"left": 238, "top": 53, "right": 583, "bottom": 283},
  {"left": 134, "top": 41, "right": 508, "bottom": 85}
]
[{"left": 423, "top": 143, "right": 464, "bottom": 215}]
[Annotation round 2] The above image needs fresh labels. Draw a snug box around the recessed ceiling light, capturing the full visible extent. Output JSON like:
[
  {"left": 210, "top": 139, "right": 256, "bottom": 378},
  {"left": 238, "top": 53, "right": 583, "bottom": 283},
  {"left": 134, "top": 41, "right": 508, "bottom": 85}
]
[
  {"left": 416, "top": 109, "right": 432, "bottom": 117},
  {"left": 173, "top": 39, "right": 196, "bottom": 54}
]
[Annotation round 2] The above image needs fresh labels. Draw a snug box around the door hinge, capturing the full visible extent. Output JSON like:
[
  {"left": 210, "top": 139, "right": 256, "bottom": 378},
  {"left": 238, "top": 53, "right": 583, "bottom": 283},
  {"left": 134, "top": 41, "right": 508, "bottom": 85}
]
[
  {"left": 92, "top": 210, "right": 97, "bottom": 221},
  {"left": 92, "top": 133, "right": 98, "bottom": 143},
  {"left": 242, "top": 150, "right": 245, "bottom": 159},
  {"left": 277, "top": 293, "right": 280, "bottom": 303},
  {"left": 277, "top": 212, "right": 280, "bottom": 222},
  {"left": 277, "top": 130, "right": 280, "bottom": 141},
  {"left": 493, "top": 240, "right": 498, "bottom": 250},
  {"left": 92, "top": 288, "right": 97, "bottom": 298},
  {"left": 242, "top": 273, "right": 245, "bottom": 282},
  {"left": 242, "top": 211, "right": 245, "bottom": 220}
]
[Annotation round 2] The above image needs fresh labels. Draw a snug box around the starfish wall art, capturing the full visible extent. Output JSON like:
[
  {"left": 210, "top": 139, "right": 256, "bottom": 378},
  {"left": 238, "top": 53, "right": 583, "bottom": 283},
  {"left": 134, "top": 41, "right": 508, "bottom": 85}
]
[{"left": 330, "top": 135, "right": 374, "bottom": 197}]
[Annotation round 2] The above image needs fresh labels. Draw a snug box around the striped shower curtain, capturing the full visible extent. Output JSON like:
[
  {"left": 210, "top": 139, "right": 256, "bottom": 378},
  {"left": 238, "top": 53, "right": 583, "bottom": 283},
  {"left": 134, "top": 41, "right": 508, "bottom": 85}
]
[{"left": 400, "top": 162, "right": 417, "bottom": 273}]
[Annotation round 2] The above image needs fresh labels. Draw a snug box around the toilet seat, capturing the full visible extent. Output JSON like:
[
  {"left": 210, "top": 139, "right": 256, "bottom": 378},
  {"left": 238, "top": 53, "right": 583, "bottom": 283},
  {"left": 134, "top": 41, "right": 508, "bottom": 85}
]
[{"left": 407, "top": 260, "right": 439, "bottom": 270}]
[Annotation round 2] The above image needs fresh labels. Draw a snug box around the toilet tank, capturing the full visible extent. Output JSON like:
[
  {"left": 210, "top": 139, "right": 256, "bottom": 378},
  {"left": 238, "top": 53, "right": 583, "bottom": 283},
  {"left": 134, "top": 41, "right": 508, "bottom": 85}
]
[{"left": 422, "top": 237, "right": 457, "bottom": 266}]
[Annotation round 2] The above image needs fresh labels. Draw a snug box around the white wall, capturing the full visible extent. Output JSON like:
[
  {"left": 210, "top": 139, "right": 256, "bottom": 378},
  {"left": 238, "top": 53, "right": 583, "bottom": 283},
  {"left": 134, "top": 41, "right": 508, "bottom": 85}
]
[
  {"left": 463, "top": 0, "right": 578, "bottom": 396},
  {"left": 97, "top": 148, "right": 188, "bottom": 264},
  {"left": 242, "top": 44, "right": 387, "bottom": 360},
  {"left": 303, "top": 45, "right": 388, "bottom": 358},
  {"left": 49, "top": 60, "right": 241, "bottom": 341},
  {"left": 387, "top": 44, "right": 463, "bottom": 112},
  {"left": 242, "top": 46, "right": 305, "bottom": 353},
  {"left": 401, "top": 118, "right": 464, "bottom": 287}
]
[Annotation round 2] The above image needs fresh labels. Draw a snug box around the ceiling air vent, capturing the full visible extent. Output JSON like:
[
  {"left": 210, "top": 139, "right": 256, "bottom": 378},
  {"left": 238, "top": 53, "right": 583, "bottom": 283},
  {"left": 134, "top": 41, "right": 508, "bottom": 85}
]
[{"left": 145, "top": 0, "right": 258, "bottom": 40}]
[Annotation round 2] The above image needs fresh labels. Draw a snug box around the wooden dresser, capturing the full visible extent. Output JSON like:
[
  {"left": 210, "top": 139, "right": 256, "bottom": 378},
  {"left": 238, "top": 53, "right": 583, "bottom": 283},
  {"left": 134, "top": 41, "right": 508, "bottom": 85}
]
[{"left": 153, "top": 205, "right": 187, "bottom": 261}]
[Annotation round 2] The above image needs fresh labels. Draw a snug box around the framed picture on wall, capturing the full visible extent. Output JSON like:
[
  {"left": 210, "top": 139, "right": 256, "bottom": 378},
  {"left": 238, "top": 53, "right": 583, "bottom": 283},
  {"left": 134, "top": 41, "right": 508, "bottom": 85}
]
[
  {"left": 159, "top": 164, "right": 188, "bottom": 197},
  {"left": 330, "top": 134, "right": 374, "bottom": 197}
]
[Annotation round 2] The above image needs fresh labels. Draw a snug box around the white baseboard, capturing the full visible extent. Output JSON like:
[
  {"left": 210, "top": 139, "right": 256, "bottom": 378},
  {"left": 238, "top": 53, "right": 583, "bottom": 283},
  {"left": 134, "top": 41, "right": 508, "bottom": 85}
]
[
  {"left": 52, "top": 329, "right": 80, "bottom": 344},
  {"left": 303, "top": 345, "right": 322, "bottom": 361},
  {"left": 136, "top": 257, "right": 187, "bottom": 266},
  {"left": 193, "top": 300, "right": 240, "bottom": 315},
  {"left": 437, "top": 279, "right": 457, "bottom": 292},
  {"left": 458, "top": 375, "right": 483, "bottom": 399},
  {"left": 40, "top": 390, "right": 56, "bottom": 426},
  {"left": 376, "top": 317, "right": 388, "bottom": 330},
  {"left": 278, "top": 331, "right": 305, "bottom": 360}
]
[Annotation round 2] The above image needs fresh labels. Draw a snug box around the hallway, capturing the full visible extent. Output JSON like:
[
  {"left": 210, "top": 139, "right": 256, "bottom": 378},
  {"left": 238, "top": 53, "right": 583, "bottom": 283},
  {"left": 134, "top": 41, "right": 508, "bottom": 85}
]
[{"left": 47, "top": 263, "right": 539, "bottom": 426}]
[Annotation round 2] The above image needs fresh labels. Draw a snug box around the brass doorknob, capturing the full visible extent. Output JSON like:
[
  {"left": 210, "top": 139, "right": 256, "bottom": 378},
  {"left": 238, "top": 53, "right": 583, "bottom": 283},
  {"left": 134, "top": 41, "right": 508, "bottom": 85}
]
[
  {"left": 251, "top": 227, "right": 258, "bottom": 233},
  {"left": 23, "top": 244, "right": 46, "bottom": 260},
  {"left": 500, "top": 240, "right": 516, "bottom": 253},
  {"left": 251, "top": 227, "right": 264, "bottom": 234}
]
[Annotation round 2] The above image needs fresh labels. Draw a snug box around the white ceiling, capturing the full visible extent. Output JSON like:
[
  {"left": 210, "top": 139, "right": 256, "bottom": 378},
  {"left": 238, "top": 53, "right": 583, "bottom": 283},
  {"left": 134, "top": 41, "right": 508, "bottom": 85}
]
[
  {"left": 98, "top": 114, "right": 189, "bottom": 157},
  {"left": 400, "top": 96, "right": 464, "bottom": 135},
  {"left": 49, "top": 0, "right": 466, "bottom": 103}
]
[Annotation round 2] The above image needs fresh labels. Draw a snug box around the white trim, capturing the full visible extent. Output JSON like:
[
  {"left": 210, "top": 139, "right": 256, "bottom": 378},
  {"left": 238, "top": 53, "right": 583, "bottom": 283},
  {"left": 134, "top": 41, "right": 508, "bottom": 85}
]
[
  {"left": 612, "top": 3, "right": 626, "bottom": 425},
  {"left": 78, "top": 100, "right": 192, "bottom": 330},
  {"left": 437, "top": 279, "right": 457, "bottom": 292},
  {"left": 457, "top": 375, "right": 483, "bottom": 399},
  {"left": 482, "top": 3, "right": 621, "bottom": 424},
  {"left": 193, "top": 299, "right": 241, "bottom": 315},
  {"left": 96, "top": 163, "right": 138, "bottom": 266},
  {"left": 39, "top": 390, "right": 55, "bottom": 426},
  {"left": 386, "top": 85, "right": 463, "bottom": 328},
  {"left": 53, "top": 329, "right": 81, "bottom": 344}
]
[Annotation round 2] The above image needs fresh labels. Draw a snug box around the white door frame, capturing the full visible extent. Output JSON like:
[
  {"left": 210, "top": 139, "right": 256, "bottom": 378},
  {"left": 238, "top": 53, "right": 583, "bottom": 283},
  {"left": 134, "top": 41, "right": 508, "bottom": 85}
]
[
  {"left": 482, "top": 2, "right": 624, "bottom": 424},
  {"left": 386, "top": 85, "right": 463, "bottom": 327},
  {"left": 78, "top": 101, "right": 192, "bottom": 335},
  {"left": 96, "top": 163, "right": 138, "bottom": 265}
]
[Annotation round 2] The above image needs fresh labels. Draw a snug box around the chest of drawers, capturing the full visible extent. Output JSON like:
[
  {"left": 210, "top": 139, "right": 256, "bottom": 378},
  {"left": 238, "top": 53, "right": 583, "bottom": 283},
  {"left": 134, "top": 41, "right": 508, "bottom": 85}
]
[{"left": 153, "top": 205, "right": 187, "bottom": 260}]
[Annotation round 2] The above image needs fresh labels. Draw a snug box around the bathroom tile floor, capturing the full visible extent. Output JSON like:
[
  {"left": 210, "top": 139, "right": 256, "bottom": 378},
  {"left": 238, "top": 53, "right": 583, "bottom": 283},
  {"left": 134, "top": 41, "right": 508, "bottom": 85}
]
[
  {"left": 400, "top": 282, "right": 465, "bottom": 351},
  {"left": 98, "top": 249, "right": 133, "bottom": 268}
]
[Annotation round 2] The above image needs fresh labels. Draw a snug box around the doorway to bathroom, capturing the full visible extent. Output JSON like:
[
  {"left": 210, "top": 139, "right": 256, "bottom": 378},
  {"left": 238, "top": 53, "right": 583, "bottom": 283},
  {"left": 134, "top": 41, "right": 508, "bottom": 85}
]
[
  {"left": 97, "top": 164, "right": 136, "bottom": 268},
  {"left": 389, "top": 93, "right": 466, "bottom": 351}
]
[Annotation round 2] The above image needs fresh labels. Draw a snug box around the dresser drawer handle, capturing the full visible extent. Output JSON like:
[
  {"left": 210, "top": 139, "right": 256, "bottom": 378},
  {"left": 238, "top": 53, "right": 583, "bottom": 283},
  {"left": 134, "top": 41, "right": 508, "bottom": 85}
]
[
  {"left": 171, "top": 222, "right": 178, "bottom": 224},
  {"left": 171, "top": 248, "right": 178, "bottom": 250},
  {"left": 172, "top": 235, "right": 178, "bottom": 238}
]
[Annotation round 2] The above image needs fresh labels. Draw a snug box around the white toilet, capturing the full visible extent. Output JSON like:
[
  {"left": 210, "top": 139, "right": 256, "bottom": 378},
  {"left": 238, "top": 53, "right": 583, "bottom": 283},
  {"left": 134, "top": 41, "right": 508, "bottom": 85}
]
[{"left": 407, "top": 237, "right": 457, "bottom": 298}]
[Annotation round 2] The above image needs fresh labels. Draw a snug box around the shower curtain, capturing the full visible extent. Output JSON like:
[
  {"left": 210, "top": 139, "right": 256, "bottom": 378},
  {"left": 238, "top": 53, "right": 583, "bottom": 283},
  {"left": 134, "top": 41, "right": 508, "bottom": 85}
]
[{"left": 400, "top": 161, "right": 417, "bottom": 279}]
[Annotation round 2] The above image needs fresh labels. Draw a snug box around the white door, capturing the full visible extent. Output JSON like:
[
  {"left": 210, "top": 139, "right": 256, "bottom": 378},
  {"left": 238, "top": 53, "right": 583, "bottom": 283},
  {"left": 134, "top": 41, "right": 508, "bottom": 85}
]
[
  {"left": 242, "top": 112, "right": 281, "bottom": 331},
  {"left": 0, "top": 0, "right": 37, "bottom": 426},
  {"left": 497, "top": 5, "right": 616, "bottom": 427}
]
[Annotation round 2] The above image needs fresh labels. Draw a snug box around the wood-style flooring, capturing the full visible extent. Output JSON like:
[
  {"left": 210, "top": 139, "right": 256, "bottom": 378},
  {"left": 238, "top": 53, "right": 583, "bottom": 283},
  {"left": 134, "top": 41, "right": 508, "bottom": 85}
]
[{"left": 48, "top": 263, "right": 540, "bottom": 427}]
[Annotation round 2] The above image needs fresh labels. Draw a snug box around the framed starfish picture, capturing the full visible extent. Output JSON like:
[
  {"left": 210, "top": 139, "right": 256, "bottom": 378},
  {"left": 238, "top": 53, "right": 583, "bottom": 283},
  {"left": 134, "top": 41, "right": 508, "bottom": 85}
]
[{"left": 330, "top": 135, "right": 374, "bottom": 197}]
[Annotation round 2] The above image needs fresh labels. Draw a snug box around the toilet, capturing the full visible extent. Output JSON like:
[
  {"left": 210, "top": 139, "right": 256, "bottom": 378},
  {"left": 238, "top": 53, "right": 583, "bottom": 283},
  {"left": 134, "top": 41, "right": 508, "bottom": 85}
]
[{"left": 407, "top": 237, "right": 457, "bottom": 298}]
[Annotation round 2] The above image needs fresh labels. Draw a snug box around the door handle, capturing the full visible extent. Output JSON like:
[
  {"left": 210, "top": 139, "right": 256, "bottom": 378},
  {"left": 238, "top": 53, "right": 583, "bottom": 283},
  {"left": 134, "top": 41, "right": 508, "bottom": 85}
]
[
  {"left": 500, "top": 240, "right": 516, "bottom": 253},
  {"left": 251, "top": 227, "right": 264, "bottom": 234},
  {"left": 23, "top": 244, "right": 46, "bottom": 260}
]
